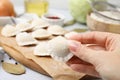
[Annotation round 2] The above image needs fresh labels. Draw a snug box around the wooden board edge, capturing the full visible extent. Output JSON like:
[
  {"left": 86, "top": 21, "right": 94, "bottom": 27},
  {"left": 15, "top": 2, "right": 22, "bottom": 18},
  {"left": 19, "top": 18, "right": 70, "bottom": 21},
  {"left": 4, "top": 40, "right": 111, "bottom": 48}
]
[{"left": 0, "top": 43, "right": 50, "bottom": 77}]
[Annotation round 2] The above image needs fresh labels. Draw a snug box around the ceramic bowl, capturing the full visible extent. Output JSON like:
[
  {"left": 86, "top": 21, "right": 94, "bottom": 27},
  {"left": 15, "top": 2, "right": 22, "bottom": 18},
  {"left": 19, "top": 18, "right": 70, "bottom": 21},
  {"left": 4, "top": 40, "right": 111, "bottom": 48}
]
[{"left": 41, "top": 13, "right": 65, "bottom": 26}]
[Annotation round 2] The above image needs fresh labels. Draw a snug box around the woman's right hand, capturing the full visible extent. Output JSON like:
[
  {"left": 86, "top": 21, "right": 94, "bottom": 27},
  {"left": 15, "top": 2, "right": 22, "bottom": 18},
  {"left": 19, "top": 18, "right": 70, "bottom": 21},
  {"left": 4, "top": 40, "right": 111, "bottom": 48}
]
[{"left": 66, "top": 31, "right": 120, "bottom": 80}]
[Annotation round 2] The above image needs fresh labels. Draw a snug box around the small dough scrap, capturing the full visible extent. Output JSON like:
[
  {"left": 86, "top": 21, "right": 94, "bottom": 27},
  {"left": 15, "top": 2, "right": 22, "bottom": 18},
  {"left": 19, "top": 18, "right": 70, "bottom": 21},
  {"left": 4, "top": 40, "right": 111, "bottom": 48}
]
[
  {"left": 48, "top": 36, "right": 73, "bottom": 62},
  {"left": 31, "top": 19, "right": 50, "bottom": 30},
  {"left": 47, "top": 25, "right": 67, "bottom": 36},
  {"left": 1, "top": 24, "right": 19, "bottom": 37},
  {"left": 2, "top": 62, "right": 25, "bottom": 75},
  {"left": 16, "top": 32, "right": 38, "bottom": 46},
  {"left": 16, "top": 23, "right": 33, "bottom": 32},
  {"left": 34, "top": 42, "right": 50, "bottom": 56},
  {"left": 32, "top": 29, "right": 52, "bottom": 39}
]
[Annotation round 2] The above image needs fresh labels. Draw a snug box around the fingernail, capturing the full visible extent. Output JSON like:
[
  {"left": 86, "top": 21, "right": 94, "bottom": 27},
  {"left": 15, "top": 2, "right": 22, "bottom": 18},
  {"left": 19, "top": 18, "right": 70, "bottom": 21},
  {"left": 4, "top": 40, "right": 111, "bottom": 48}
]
[{"left": 68, "top": 41, "right": 80, "bottom": 53}]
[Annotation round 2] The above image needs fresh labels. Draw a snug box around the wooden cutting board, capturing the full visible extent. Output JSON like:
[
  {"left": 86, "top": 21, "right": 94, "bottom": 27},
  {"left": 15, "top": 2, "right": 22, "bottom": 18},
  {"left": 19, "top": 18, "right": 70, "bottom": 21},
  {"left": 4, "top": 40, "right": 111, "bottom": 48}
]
[{"left": 0, "top": 27, "right": 85, "bottom": 80}]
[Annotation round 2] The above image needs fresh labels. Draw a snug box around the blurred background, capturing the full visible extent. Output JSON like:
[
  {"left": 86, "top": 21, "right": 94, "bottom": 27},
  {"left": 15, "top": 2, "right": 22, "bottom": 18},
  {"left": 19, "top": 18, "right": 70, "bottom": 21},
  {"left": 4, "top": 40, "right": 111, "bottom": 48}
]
[
  {"left": 10, "top": 0, "right": 69, "bottom": 15},
  {"left": 0, "top": 0, "right": 119, "bottom": 32},
  {"left": 10, "top": 0, "right": 120, "bottom": 15}
]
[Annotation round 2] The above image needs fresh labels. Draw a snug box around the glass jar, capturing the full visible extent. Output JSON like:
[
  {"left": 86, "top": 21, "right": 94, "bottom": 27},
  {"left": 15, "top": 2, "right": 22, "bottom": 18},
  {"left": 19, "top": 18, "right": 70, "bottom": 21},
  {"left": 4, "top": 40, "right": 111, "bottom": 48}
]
[{"left": 25, "top": 0, "right": 48, "bottom": 16}]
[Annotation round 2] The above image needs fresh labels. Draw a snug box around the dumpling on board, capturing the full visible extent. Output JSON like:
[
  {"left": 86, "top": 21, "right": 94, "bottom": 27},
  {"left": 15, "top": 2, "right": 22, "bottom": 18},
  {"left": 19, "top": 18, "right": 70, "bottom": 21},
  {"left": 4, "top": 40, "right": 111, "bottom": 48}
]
[
  {"left": 16, "top": 23, "right": 33, "bottom": 32},
  {"left": 31, "top": 19, "right": 50, "bottom": 30},
  {"left": 32, "top": 29, "right": 52, "bottom": 39},
  {"left": 16, "top": 32, "right": 38, "bottom": 46},
  {"left": 34, "top": 42, "right": 50, "bottom": 56},
  {"left": 47, "top": 25, "right": 68, "bottom": 36},
  {"left": 48, "top": 36, "right": 73, "bottom": 62},
  {"left": 1, "top": 24, "right": 19, "bottom": 37}
]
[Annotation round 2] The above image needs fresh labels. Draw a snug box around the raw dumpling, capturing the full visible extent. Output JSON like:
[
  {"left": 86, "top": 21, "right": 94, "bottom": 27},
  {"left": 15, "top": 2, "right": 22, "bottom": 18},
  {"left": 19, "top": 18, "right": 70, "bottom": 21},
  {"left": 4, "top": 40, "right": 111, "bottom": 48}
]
[
  {"left": 48, "top": 36, "right": 73, "bottom": 62},
  {"left": 32, "top": 29, "right": 52, "bottom": 39},
  {"left": 47, "top": 25, "right": 67, "bottom": 36},
  {"left": 16, "top": 32, "right": 38, "bottom": 46},
  {"left": 1, "top": 24, "right": 19, "bottom": 37},
  {"left": 16, "top": 23, "right": 33, "bottom": 32},
  {"left": 31, "top": 19, "right": 50, "bottom": 30},
  {"left": 34, "top": 42, "right": 50, "bottom": 56}
]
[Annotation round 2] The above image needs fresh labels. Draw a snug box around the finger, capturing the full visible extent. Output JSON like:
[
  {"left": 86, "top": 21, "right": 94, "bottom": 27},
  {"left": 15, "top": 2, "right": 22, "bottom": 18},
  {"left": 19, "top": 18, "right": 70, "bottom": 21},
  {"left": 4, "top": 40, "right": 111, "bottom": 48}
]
[
  {"left": 66, "top": 31, "right": 113, "bottom": 46},
  {"left": 70, "top": 64, "right": 100, "bottom": 77},
  {"left": 68, "top": 40, "right": 104, "bottom": 65},
  {"left": 67, "top": 56, "right": 84, "bottom": 65},
  {"left": 67, "top": 56, "right": 91, "bottom": 66},
  {"left": 86, "top": 44, "right": 106, "bottom": 51}
]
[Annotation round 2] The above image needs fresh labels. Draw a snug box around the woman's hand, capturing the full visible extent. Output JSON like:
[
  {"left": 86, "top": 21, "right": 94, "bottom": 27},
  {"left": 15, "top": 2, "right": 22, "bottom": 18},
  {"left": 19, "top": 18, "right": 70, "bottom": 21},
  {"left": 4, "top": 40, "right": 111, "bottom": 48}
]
[{"left": 66, "top": 31, "right": 120, "bottom": 80}]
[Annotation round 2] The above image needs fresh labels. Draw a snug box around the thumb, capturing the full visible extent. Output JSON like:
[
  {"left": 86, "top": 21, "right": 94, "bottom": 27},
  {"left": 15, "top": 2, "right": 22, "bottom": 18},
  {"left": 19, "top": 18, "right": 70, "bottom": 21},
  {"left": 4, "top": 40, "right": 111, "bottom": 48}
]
[{"left": 68, "top": 40, "right": 101, "bottom": 65}]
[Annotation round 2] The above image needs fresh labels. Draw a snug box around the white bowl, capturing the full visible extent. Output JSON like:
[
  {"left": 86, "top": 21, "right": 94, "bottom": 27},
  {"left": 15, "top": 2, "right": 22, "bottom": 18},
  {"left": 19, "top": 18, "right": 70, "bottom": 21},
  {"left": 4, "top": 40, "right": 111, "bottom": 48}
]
[
  {"left": 41, "top": 13, "right": 65, "bottom": 26},
  {"left": 0, "top": 13, "right": 39, "bottom": 26},
  {"left": 0, "top": 17, "right": 15, "bottom": 26},
  {"left": 87, "top": 13, "right": 120, "bottom": 34}
]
